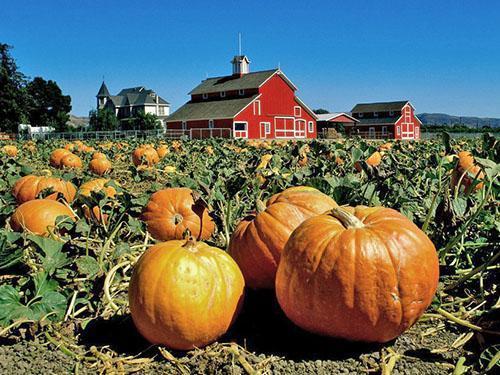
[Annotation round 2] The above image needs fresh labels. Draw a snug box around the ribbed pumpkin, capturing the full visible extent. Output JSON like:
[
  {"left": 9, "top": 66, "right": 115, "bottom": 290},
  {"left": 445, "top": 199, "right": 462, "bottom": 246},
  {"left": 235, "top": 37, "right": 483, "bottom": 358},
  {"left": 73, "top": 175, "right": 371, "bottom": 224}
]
[
  {"left": 60, "top": 153, "right": 83, "bottom": 169},
  {"left": 128, "top": 238, "right": 245, "bottom": 350},
  {"left": 12, "top": 175, "right": 77, "bottom": 204},
  {"left": 355, "top": 151, "right": 382, "bottom": 172},
  {"left": 142, "top": 188, "right": 215, "bottom": 241},
  {"left": 451, "top": 151, "right": 484, "bottom": 191},
  {"left": 228, "top": 186, "right": 338, "bottom": 289},
  {"left": 132, "top": 146, "right": 159, "bottom": 167},
  {"left": 2, "top": 145, "right": 18, "bottom": 157},
  {"left": 89, "top": 158, "right": 112, "bottom": 176},
  {"left": 49, "top": 148, "right": 72, "bottom": 167},
  {"left": 10, "top": 199, "right": 75, "bottom": 236},
  {"left": 276, "top": 206, "right": 439, "bottom": 343},
  {"left": 79, "top": 178, "right": 118, "bottom": 222}
]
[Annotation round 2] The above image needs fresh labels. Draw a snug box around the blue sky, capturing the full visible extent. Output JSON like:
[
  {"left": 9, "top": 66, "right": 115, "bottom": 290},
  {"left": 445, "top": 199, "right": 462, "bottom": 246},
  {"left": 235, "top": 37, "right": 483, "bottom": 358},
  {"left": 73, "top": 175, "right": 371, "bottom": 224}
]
[{"left": 2, "top": 0, "right": 500, "bottom": 117}]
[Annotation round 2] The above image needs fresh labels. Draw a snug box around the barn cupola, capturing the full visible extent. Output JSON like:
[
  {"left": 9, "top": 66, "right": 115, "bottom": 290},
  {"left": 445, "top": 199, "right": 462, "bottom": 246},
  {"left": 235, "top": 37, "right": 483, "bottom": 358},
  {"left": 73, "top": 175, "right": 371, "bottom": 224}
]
[{"left": 231, "top": 55, "right": 250, "bottom": 76}]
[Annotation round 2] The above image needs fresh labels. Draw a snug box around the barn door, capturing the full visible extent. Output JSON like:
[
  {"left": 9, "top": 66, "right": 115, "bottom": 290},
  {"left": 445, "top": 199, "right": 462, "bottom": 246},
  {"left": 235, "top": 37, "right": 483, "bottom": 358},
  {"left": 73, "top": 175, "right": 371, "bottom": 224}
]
[
  {"left": 295, "top": 120, "right": 306, "bottom": 138},
  {"left": 401, "top": 105, "right": 414, "bottom": 139}
]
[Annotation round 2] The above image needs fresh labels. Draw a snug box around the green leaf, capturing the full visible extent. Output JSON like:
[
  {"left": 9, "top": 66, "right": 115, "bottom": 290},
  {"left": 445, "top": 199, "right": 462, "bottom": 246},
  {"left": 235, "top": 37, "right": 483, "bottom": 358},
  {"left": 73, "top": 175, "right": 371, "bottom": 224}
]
[
  {"left": 76, "top": 256, "right": 100, "bottom": 277},
  {"left": 451, "top": 197, "right": 467, "bottom": 218},
  {"left": 0, "top": 285, "right": 31, "bottom": 326},
  {"left": 351, "top": 148, "right": 363, "bottom": 163},
  {"left": 28, "top": 235, "right": 69, "bottom": 276}
]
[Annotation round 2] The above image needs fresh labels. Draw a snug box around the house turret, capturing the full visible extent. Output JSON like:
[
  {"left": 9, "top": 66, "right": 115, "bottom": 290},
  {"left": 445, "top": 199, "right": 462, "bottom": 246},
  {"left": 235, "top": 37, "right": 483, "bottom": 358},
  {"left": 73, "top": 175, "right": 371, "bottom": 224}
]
[
  {"left": 231, "top": 55, "right": 250, "bottom": 76},
  {"left": 96, "top": 81, "right": 110, "bottom": 110}
]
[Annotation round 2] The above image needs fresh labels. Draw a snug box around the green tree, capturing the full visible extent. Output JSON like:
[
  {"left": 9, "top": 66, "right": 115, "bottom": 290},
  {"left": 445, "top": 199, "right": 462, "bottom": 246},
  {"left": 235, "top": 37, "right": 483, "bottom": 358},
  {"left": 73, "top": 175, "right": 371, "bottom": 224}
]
[
  {"left": 26, "top": 77, "right": 72, "bottom": 132},
  {"left": 0, "top": 44, "right": 29, "bottom": 132},
  {"left": 313, "top": 108, "right": 330, "bottom": 114},
  {"left": 89, "top": 108, "right": 118, "bottom": 131},
  {"left": 134, "top": 110, "right": 161, "bottom": 130}
]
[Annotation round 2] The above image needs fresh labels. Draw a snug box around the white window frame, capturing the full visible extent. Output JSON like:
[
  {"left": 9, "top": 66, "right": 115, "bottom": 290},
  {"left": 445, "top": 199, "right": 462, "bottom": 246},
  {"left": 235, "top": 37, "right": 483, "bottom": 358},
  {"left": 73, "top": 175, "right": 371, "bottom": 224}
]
[
  {"left": 220, "top": 91, "right": 226, "bottom": 98},
  {"left": 396, "top": 125, "right": 401, "bottom": 136},
  {"left": 253, "top": 100, "right": 261, "bottom": 116},
  {"left": 294, "top": 119, "right": 306, "bottom": 138},
  {"left": 182, "top": 121, "right": 187, "bottom": 130},
  {"left": 294, "top": 106, "right": 301, "bottom": 117},
  {"left": 382, "top": 126, "right": 387, "bottom": 135},
  {"left": 308, "top": 121, "right": 314, "bottom": 133},
  {"left": 208, "top": 119, "right": 214, "bottom": 129},
  {"left": 260, "top": 121, "right": 271, "bottom": 138},
  {"left": 202, "top": 93, "right": 208, "bottom": 100},
  {"left": 415, "top": 126, "right": 420, "bottom": 139},
  {"left": 373, "top": 112, "right": 379, "bottom": 117},
  {"left": 233, "top": 121, "right": 248, "bottom": 139},
  {"left": 238, "top": 89, "right": 245, "bottom": 96}
]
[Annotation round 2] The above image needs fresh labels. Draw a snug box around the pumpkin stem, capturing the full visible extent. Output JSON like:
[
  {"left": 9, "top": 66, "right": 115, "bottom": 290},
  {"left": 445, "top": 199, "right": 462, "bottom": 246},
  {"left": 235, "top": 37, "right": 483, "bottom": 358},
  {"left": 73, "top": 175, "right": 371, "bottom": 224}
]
[
  {"left": 255, "top": 199, "right": 266, "bottom": 213},
  {"left": 329, "top": 207, "right": 365, "bottom": 229},
  {"left": 183, "top": 236, "right": 198, "bottom": 252}
]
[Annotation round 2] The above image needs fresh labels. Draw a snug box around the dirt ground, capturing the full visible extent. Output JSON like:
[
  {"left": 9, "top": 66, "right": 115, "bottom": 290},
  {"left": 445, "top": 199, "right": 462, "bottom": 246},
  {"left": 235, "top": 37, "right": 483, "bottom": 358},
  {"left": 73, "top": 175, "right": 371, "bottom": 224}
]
[{"left": 0, "top": 290, "right": 475, "bottom": 374}]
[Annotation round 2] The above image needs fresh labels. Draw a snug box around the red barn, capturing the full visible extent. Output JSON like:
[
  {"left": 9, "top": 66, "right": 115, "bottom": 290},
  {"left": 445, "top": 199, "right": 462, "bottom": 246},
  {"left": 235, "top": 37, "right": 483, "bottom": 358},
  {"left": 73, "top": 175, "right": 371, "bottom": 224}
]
[
  {"left": 349, "top": 101, "right": 422, "bottom": 140},
  {"left": 166, "top": 56, "right": 317, "bottom": 139}
]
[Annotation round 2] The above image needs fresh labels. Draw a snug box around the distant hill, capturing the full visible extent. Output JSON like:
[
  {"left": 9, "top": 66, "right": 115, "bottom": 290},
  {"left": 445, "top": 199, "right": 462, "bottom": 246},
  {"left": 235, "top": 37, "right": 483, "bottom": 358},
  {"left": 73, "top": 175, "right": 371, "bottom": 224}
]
[
  {"left": 67, "top": 114, "right": 89, "bottom": 129},
  {"left": 417, "top": 113, "right": 500, "bottom": 128}
]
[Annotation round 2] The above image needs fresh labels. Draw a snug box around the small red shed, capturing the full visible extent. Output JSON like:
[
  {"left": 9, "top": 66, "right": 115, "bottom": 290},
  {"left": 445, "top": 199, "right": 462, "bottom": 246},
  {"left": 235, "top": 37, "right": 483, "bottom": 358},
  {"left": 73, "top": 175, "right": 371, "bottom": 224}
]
[
  {"left": 166, "top": 56, "right": 317, "bottom": 139},
  {"left": 316, "top": 112, "right": 359, "bottom": 138},
  {"left": 349, "top": 101, "right": 422, "bottom": 140}
]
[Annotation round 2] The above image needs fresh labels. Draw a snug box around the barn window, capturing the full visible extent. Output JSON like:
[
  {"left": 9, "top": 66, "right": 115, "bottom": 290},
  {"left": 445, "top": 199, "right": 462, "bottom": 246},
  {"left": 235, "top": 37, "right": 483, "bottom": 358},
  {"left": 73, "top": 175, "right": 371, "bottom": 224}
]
[
  {"left": 396, "top": 126, "right": 401, "bottom": 136},
  {"left": 382, "top": 126, "right": 387, "bottom": 135},
  {"left": 182, "top": 121, "right": 187, "bottom": 130},
  {"left": 233, "top": 122, "right": 248, "bottom": 139},
  {"left": 209, "top": 119, "right": 214, "bottom": 128},
  {"left": 308, "top": 121, "right": 314, "bottom": 133},
  {"left": 373, "top": 112, "right": 379, "bottom": 117},
  {"left": 294, "top": 106, "right": 301, "bottom": 117},
  {"left": 238, "top": 89, "right": 245, "bottom": 96},
  {"left": 202, "top": 93, "right": 208, "bottom": 100},
  {"left": 220, "top": 91, "right": 226, "bottom": 98},
  {"left": 253, "top": 100, "right": 261, "bottom": 116},
  {"left": 389, "top": 110, "right": 394, "bottom": 116},
  {"left": 265, "top": 122, "right": 270, "bottom": 134}
]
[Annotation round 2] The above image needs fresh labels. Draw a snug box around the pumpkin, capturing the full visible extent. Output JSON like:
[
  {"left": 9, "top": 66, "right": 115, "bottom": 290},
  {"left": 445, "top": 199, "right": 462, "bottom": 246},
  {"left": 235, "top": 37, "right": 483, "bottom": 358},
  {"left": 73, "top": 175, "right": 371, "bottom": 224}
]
[
  {"left": 379, "top": 142, "right": 393, "bottom": 151},
  {"left": 451, "top": 151, "right": 484, "bottom": 191},
  {"left": 79, "top": 178, "right": 118, "bottom": 222},
  {"left": 50, "top": 148, "right": 72, "bottom": 167},
  {"left": 64, "top": 143, "right": 75, "bottom": 151},
  {"left": 128, "top": 238, "right": 245, "bottom": 350},
  {"left": 132, "top": 146, "right": 159, "bottom": 167},
  {"left": 2, "top": 145, "right": 18, "bottom": 157},
  {"left": 228, "top": 186, "right": 338, "bottom": 289},
  {"left": 157, "top": 145, "right": 170, "bottom": 159},
  {"left": 275, "top": 206, "right": 439, "bottom": 343},
  {"left": 354, "top": 151, "right": 382, "bottom": 172},
  {"left": 92, "top": 152, "right": 108, "bottom": 160},
  {"left": 10, "top": 199, "right": 75, "bottom": 236},
  {"left": 60, "top": 153, "right": 83, "bottom": 169},
  {"left": 12, "top": 175, "right": 77, "bottom": 204},
  {"left": 142, "top": 188, "right": 215, "bottom": 241},
  {"left": 89, "top": 158, "right": 112, "bottom": 176}
]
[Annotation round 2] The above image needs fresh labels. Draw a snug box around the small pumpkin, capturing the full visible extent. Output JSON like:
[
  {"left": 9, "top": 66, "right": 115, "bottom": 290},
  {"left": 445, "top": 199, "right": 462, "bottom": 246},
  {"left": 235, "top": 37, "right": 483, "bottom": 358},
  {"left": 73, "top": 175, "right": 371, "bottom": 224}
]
[
  {"left": 157, "top": 145, "right": 170, "bottom": 159},
  {"left": 355, "top": 151, "right": 382, "bottom": 172},
  {"left": 128, "top": 238, "right": 245, "bottom": 350},
  {"left": 142, "top": 188, "right": 215, "bottom": 241},
  {"left": 2, "top": 145, "right": 18, "bottom": 157},
  {"left": 132, "top": 146, "right": 159, "bottom": 167},
  {"left": 451, "top": 151, "right": 484, "bottom": 191},
  {"left": 50, "top": 148, "right": 72, "bottom": 167},
  {"left": 92, "top": 152, "right": 108, "bottom": 160},
  {"left": 276, "top": 206, "right": 439, "bottom": 343},
  {"left": 10, "top": 199, "right": 75, "bottom": 236},
  {"left": 228, "top": 186, "right": 338, "bottom": 289},
  {"left": 60, "top": 153, "right": 83, "bottom": 169},
  {"left": 79, "top": 178, "right": 118, "bottom": 222},
  {"left": 12, "top": 175, "right": 77, "bottom": 204},
  {"left": 89, "top": 158, "right": 112, "bottom": 176}
]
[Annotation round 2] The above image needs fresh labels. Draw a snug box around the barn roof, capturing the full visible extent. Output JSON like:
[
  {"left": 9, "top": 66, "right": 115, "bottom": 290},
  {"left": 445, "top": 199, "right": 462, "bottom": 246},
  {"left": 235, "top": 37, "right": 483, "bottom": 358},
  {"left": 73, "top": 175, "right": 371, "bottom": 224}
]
[
  {"left": 351, "top": 101, "right": 409, "bottom": 113},
  {"left": 166, "top": 95, "right": 259, "bottom": 122},
  {"left": 189, "top": 69, "right": 296, "bottom": 95}
]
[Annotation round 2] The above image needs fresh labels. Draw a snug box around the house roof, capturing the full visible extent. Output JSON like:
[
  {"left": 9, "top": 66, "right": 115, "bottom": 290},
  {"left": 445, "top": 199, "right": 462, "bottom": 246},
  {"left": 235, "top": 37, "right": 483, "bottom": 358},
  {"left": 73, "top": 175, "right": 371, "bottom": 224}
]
[
  {"left": 316, "top": 112, "right": 359, "bottom": 122},
  {"left": 104, "top": 86, "right": 170, "bottom": 107},
  {"left": 166, "top": 95, "right": 260, "bottom": 122},
  {"left": 97, "top": 82, "right": 110, "bottom": 97},
  {"left": 351, "top": 101, "right": 409, "bottom": 113},
  {"left": 189, "top": 69, "right": 296, "bottom": 95}
]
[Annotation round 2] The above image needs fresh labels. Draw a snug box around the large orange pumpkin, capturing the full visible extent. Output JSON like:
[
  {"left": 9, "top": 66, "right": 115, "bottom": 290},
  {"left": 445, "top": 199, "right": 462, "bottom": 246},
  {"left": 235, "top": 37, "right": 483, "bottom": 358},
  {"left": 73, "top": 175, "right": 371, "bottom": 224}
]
[
  {"left": 142, "top": 188, "right": 215, "bottom": 241},
  {"left": 275, "top": 206, "right": 439, "bottom": 343},
  {"left": 128, "top": 238, "right": 245, "bottom": 350},
  {"left": 49, "top": 148, "right": 72, "bottom": 167},
  {"left": 10, "top": 199, "right": 75, "bottom": 236},
  {"left": 12, "top": 175, "right": 77, "bottom": 204},
  {"left": 132, "top": 146, "right": 159, "bottom": 167},
  {"left": 228, "top": 186, "right": 338, "bottom": 289},
  {"left": 89, "top": 158, "right": 112, "bottom": 176},
  {"left": 451, "top": 151, "right": 484, "bottom": 191}
]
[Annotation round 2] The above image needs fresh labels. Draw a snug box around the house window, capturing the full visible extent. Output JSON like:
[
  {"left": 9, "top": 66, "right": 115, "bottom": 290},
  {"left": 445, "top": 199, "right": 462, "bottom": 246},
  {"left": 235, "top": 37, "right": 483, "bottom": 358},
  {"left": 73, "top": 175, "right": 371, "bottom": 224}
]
[
  {"left": 358, "top": 113, "right": 364, "bottom": 118},
  {"left": 294, "top": 106, "right": 301, "bottom": 117},
  {"left": 308, "top": 121, "right": 314, "bottom": 133},
  {"left": 209, "top": 119, "right": 214, "bottom": 129},
  {"left": 382, "top": 126, "right": 387, "bottom": 135},
  {"left": 373, "top": 112, "right": 379, "bottom": 117},
  {"left": 396, "top": 126, "right": 401, "bottom": 136},
  {"left": 202, "top": 93, "right": 208, "bottom": 100},
  {"left": 159, "top": 107, "right": 165, "bottom": 116},
  {"left": 220, "top": 91, "right": 226, "bottom": 98},
  {"left": 253, "top": 100, "right": 261, "bottom": 116},
  {"left": 182, "top": 121, "right": 187, "bottom": 130},
  {"left": 238, "top": 89, "right": 245, "bottom": 96}
]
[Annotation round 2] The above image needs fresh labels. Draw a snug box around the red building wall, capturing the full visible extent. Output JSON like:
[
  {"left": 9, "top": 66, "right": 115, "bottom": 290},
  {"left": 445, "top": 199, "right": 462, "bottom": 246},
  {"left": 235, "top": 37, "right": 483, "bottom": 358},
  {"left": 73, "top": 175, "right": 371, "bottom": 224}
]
[{"left": 394, "top": 104, "right": 421, "bottom": 140}]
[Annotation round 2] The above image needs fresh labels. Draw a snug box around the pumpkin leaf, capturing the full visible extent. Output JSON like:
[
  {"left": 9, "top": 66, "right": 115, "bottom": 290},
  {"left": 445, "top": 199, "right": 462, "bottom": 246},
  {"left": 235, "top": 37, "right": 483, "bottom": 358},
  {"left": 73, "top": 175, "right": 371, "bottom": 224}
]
[
  {"left": 28, "top": 235, "right": 69, "bottom": 276},
  {"left": 76, "top": 256, "right": 100, "bottom": 277}
]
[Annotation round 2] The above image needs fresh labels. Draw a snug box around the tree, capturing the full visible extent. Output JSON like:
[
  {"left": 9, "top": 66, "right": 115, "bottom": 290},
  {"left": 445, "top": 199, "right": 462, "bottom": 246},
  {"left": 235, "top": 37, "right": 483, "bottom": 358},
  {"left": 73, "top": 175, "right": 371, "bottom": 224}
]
[
  {"left": 313, "top": 108, "right": 330, "bottom": 114},
  {"left": 89, "top": 108, "right": 118, "bottom": 131},
  {"left": 134, "top": 110, "right": 161, "bottom": 130},
  {"left": 26, "top": 77, "right": 72, "bottom": 132},
  {"left": 0, "top": 44, "right": 29, "bottom": 132}
]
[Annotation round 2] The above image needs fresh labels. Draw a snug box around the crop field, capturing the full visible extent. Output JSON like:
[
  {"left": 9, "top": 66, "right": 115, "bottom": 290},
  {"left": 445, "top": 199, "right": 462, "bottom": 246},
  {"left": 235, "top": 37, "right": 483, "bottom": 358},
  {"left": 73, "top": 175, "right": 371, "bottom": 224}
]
[{"left": 0, "top": 135, "right": 498, "bottom": 374}]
